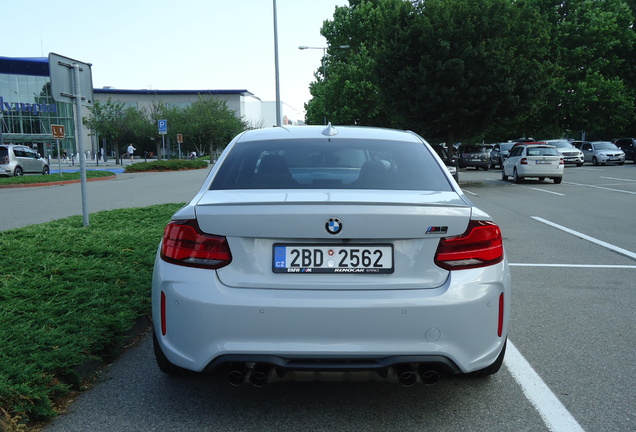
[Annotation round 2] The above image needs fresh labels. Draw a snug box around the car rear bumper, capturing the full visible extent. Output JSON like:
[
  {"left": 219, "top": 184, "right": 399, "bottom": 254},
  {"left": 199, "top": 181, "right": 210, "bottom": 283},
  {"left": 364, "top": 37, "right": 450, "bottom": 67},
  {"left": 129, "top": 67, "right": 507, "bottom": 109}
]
[
  {"left": 517, "top": 166, "right": 564, "bottom": 177},
  {"left": 152, "top": 256, "right": 511, "bottom": 375}
]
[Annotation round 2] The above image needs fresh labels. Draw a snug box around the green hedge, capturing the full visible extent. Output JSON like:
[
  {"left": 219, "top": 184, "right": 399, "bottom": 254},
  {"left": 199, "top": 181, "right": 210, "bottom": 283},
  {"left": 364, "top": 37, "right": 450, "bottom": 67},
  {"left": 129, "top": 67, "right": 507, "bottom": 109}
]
[
  {"left": 0, "top": 204, "right": 183, "bottom": 429},
  {"left": 124, "top": 160, "right": 208, "bottom": 173}
]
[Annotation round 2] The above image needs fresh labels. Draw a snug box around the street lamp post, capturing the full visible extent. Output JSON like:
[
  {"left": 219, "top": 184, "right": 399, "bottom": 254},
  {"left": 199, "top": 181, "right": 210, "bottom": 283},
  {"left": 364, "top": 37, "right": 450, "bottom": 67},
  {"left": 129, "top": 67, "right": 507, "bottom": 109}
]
[{"left": 299, "top": 45, "right": 350, "bottom": 125}]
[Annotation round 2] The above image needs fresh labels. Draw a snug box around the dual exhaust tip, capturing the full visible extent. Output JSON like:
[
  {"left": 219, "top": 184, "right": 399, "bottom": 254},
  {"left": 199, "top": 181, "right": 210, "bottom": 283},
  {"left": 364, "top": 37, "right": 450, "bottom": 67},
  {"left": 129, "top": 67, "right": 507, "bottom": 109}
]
[
  {"left": 227, "top": 363, "right": 440, "bottom": 387},
  {"left": 396, "top": 365, "right": 440, "bottom": 387}
]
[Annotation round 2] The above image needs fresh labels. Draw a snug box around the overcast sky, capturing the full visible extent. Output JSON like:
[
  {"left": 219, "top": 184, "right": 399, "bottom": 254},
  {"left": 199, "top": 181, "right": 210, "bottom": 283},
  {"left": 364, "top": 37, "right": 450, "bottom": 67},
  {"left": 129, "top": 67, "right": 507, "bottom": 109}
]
[{"left": 4, "top": 0, "right": 348, "bottom": 115}]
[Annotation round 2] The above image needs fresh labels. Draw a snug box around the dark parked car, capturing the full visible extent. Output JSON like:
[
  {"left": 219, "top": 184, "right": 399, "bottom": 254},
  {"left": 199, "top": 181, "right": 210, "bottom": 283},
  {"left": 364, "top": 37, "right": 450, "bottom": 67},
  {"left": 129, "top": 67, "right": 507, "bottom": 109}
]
[
  {"left": 489, "top": 143, "right": 515, "bottom": 169},
  {"left": 457, "top": 145, "right": 491, "bottom": 170},
  {"left": 431, "top": 144, "right": 459, "bottom": 182},
  {"left": 613, "top": 138, "right": 636, "bottom": 163}
]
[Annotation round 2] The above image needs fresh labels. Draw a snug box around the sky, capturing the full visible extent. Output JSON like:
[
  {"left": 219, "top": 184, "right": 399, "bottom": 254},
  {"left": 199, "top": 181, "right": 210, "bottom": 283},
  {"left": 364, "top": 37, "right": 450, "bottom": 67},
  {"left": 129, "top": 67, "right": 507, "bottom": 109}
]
[{"left": 4, "top": 0, "right": 349, "bottom": 116}]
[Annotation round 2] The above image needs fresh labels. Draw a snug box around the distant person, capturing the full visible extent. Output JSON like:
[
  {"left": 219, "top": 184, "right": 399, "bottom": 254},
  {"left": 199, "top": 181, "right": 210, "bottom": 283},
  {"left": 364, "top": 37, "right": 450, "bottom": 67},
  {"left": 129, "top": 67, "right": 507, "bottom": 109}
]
[
  {"left": 190, "top": 151, "right": 196, "bottom": 160},
  {"left": 127, "top": 144, "right": 136, "bottom": 161}
]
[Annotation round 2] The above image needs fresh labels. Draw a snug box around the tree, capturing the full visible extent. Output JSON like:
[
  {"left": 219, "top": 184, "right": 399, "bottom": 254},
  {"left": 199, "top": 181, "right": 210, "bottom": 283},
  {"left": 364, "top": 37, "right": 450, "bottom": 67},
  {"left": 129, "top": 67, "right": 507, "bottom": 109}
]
[
  {"left": 529, "top": 0, "right": 635, "bottom": 139},
  {"left": 84, "top": 98, "right": 153, "bottom": 162},
  {"left": 178, "top": 96, "right": 248, "bottom": 158},
  {"left": 306, "top": 0, "right": 412, "bottom": 126},
  {"left": 373, "top": 0, "right": 552, "bottom": 145}
]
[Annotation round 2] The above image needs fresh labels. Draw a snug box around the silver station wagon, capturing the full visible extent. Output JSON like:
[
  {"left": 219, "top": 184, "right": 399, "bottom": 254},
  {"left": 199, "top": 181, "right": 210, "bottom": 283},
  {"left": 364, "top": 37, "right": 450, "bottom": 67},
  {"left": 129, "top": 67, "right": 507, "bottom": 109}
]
[{"left": 152, "top": 125, "right": 511, "bottom": 387}]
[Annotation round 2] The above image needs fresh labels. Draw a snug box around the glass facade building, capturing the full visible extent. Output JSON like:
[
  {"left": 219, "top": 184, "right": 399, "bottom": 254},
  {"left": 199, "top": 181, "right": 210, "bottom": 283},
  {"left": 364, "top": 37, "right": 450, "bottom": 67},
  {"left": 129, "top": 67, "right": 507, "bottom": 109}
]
[{"left": 0, "top": 57, "right": 76, "bottom": 158}]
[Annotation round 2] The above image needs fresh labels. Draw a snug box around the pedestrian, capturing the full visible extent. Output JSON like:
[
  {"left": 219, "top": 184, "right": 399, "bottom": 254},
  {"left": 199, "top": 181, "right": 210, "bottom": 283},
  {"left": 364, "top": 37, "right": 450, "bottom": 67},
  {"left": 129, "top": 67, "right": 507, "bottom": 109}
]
[
  {"left": 190, "top": 151, "right": 196, "bottom": 160},
  {"left": 127, "top": 144, "right": 136, "bottom": 161}
]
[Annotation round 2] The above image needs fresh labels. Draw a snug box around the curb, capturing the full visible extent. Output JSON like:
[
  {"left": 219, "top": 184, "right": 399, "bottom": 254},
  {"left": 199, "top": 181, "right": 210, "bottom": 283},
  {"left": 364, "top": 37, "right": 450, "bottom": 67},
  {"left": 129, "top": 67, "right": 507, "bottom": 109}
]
[{"left": 0, "top": 175, "right": 116, "bottom": 189}]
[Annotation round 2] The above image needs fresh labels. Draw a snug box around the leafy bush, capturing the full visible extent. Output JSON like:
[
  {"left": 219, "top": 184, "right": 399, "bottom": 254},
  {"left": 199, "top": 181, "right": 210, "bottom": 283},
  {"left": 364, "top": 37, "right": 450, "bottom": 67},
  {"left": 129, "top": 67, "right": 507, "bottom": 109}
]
[
  {"left": 0, "top": 204, "right": 183, "bottom": 428},
  {"left": 124, "top": 160, "right": 208, "bottom": 173}
]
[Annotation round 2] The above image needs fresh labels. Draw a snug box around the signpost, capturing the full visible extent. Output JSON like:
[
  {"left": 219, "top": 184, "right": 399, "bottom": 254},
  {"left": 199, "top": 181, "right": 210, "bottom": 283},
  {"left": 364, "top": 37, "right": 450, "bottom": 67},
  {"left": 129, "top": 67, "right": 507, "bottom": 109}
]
[
  {"left": 51, "top": 124, "right": 65, "bottom": 177},
  {"left": 49, "top": 53, "right": 94, "bottom": 226},
  {"left": 177, "top": 134, "right": 183, "bottom": 159},
  {"left": 158, "top": 120, "right": 167, "bottom": 159}
]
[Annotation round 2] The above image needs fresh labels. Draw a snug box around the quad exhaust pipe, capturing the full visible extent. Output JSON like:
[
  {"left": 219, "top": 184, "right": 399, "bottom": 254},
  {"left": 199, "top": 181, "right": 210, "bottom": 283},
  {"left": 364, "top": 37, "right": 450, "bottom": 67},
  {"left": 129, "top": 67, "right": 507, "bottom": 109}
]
[{"left": 227, "top": 362, "right": 441, "bottom": 387}]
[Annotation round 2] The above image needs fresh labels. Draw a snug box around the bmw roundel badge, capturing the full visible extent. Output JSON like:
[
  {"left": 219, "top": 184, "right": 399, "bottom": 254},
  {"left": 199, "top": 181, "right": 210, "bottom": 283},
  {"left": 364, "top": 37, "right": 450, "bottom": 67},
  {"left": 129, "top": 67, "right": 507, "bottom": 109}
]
[{"left": 326, "top": 217, "right": 343, "bottom": 235}]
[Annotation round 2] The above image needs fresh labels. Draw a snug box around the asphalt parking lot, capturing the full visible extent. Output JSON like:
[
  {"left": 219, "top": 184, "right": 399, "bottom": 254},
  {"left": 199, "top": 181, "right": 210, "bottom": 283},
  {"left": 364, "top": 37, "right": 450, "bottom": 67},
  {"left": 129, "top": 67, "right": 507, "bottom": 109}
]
[{"left": 2, "top": 162, "right": 634, "bottom": 431}]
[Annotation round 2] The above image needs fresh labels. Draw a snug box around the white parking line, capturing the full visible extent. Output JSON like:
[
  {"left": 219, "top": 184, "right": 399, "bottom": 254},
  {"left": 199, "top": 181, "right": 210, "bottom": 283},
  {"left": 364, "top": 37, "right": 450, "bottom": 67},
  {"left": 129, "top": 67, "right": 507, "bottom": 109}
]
[
  {"left": 528, "top": 187, "right": 565, "bottom": 196},
  {"left": 510, "top": 263, "right": 636, "bottom": 269},
  {"left": 505, "top": 341, "right": 585, "bottom": 432},
  {"left": 563, "top": 181, "right": 636, "bottom": 195},
  {"left": 600, "top": 176, "right": 636, "bottom": 183},
  {"left": 532, "top": 217, "right": 636, "bottom": 260}
]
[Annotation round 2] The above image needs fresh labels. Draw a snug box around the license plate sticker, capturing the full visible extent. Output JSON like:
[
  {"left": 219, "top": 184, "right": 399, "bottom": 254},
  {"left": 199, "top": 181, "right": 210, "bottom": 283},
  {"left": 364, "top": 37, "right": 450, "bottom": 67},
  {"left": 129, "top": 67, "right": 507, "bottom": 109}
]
[{"left": 273, "top": 244, "right": 394, "bottom": 274}]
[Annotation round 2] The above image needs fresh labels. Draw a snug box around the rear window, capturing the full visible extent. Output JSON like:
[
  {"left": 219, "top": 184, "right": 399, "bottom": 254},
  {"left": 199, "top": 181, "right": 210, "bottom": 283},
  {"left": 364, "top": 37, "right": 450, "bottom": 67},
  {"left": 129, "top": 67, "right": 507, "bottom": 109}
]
[
  {"left": 0, "top": 147, "right": 8, "bottom": 161},
  {"left": 210, "top": 139, "right": 453, "bottom": 191},
  {"left": 461, "top": 145, "right": 488, "bottom": 153},
  {"left": 527, "top": 147, "right": 559, "bottom": 156}
]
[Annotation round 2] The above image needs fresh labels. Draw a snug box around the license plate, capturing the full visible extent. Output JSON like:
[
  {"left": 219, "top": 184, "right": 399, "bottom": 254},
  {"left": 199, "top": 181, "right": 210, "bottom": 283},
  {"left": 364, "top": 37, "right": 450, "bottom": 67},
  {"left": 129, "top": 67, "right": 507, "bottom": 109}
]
[
  {"left": 535, "top": 160, "right": 552, "bottom": 164},
  {"left": 273, "top": 244, "right": 394, "bottom": 274}
]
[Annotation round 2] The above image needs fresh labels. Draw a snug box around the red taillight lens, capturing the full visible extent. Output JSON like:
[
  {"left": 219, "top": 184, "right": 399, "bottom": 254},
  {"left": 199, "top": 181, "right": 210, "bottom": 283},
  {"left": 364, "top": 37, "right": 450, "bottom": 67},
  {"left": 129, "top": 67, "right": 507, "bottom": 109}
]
[
  {"left": 434, "top": 220, "right": 504, "bottom": 270},
  {"left": 160, "top": 220, "right": 232, "bottom": 269},
  {"left": 559, "top": 158, "right": 564, "bottom": 165},
  {"left": 520, "top": 158, "right": 528, "bottom": 164}
]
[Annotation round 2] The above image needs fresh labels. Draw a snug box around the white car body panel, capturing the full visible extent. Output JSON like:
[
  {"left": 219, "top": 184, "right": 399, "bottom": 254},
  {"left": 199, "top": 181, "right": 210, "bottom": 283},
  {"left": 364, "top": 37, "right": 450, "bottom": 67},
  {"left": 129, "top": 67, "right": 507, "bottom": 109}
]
[{"left": 153, "top": 257, "right": 510, "bottom": 373}]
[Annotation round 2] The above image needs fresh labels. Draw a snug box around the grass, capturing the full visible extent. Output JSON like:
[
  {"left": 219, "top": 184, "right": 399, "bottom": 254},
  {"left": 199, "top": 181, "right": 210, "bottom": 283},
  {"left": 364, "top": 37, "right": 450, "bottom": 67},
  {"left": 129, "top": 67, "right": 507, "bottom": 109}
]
[
  {"left": 0, "top": 171, "right": 114, "bottom": 186},
  {"left": 124, "top": 159, "right": 208, "bottom": 173},
  {"left": 0, "top": 203, "right": 183, "bottom": 429}
]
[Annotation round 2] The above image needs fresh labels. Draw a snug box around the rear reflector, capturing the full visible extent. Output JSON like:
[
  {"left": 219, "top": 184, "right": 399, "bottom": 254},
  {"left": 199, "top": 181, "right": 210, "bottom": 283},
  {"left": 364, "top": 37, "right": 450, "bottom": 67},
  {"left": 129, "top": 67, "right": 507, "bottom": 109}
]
[
  {"left": 160, "top": 219, "right": 232, "bottom": 269},
  {"left": 434, "top": 220, "right": 504, "bottom": 270},
  {"left": 498, "top": 293, "right": 504, "bottom": 337},
  {"left": 161, "top": 291, "right": 167, "bottom": 336}
]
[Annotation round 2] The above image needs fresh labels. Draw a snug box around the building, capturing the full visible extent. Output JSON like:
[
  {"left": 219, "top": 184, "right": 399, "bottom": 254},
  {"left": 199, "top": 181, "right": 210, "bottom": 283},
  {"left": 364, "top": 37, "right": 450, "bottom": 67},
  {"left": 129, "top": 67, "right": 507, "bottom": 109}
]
[
  {"left": 94, "top": 88, "right": 264, "bottom": 128},
  {"left": 1, "top": 55, "right": 304, "bottom": 159},
  {"left": 0, "top": 56, "right": 77, "bottom": 158}
]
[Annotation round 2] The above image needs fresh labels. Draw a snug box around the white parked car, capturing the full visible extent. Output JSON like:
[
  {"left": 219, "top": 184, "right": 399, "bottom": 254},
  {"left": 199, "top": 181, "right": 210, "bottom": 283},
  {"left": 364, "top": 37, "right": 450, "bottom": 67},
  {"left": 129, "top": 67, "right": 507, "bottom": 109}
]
[
  {"left": 580, "top": 141, "right": 625, "bottom": 165},
  {"left": 152, "top": 125, "right": 511, "bottom": 387},
  {"left": 545, "top": 139, "right": 584, "bottom": 166},
  {"left": 0, "top": 144, "right": 50, "bottom": 176},
  {"left": 502, "top": 143, "right": 564, "bottom": 183}
]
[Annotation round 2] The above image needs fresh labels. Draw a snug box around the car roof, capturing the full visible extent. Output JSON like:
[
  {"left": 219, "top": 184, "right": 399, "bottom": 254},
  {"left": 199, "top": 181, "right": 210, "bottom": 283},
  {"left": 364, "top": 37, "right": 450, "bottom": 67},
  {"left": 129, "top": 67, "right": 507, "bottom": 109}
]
[
  {"left": 235, "top": 125, "right": 424, "bottom": 144},
  {"left": 523, "top": 144, "right": 555, "bottom": 147}
]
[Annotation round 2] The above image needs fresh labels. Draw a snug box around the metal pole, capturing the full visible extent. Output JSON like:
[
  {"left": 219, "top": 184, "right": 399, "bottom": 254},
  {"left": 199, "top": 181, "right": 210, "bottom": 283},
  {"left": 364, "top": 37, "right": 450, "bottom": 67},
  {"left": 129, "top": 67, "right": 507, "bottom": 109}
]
[
  {"left": 56, "top": 139, "right": 62, "bottom": 176},
  {"left": 273, "top": 0, "right": 281, "bottom": 127},
  {"left": 73, "top": 64, "right": 89, "bottom": 227}
]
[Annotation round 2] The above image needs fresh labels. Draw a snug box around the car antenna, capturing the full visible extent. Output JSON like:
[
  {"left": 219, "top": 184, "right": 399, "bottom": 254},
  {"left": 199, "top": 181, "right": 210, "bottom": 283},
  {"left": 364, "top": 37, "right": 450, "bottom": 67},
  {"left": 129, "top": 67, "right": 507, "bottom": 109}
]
[{"left": 322, "top": 122, "right": 338, "bottom": 137}]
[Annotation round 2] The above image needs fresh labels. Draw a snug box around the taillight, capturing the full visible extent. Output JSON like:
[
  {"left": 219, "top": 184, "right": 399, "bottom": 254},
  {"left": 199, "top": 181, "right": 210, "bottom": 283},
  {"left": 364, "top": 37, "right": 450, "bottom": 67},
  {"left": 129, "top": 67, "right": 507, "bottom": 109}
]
[
  {"left": 160, "top": 220, "right": 232, "bottom": 269},
  {"left": 520, "top": 158, "right": 528, "bottom": 164},
  {"left": 434, "top": 220, "right": 504, "bottom": 270},
  {"left": 559, "top": 158, "right": 564, "bottom": 165}
]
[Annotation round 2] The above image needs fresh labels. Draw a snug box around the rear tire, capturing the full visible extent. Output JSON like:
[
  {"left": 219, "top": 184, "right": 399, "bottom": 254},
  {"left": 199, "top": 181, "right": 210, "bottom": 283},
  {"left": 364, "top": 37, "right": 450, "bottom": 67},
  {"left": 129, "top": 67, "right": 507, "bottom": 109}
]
[
  {"left": 513, "top": 168, "right": 523, "bottom": 183},
  {"left": 14, "top": 166, "right": 23, "bottom": 176},
  {"left": 554, "top": 177, "right": 562, "bottom": 184},
  {"left": 501, "top": 169, "right": 508, "bottom": 181}
]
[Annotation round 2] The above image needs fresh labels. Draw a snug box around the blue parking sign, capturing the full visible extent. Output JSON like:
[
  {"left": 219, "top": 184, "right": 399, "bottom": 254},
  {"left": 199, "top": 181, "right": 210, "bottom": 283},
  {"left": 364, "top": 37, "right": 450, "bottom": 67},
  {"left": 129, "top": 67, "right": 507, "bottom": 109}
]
[{"left": 158, "top": 119, "right": 168, "bottom": 134}]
